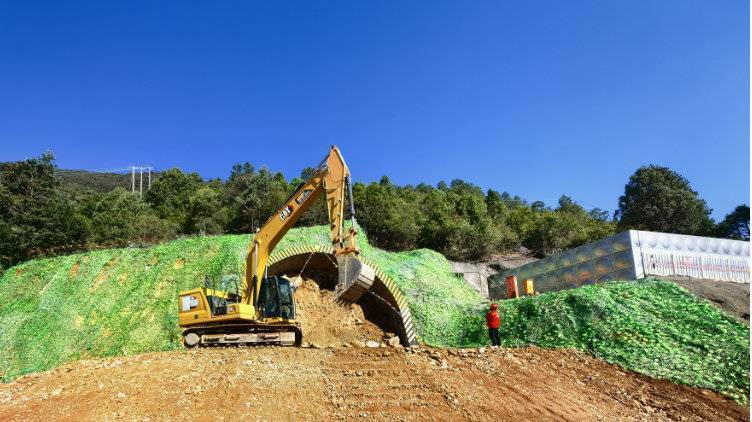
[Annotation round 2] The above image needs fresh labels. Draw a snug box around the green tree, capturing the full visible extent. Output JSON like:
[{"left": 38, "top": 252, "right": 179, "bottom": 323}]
[
  {"left": 556, "top": 195, "right": 585, "bottom": 214},
  {"left": 353, "top": 180, "right": 420, "bottom": 251},
  {"left": 505, "top": 203, "right": 538, "bottom": 249},
  {"left": 144, "top": 168, "right": 203, "bottom": 230},
  {"left": 485, "top": 189, "right": 503, "bottom": 218},
  {"left": 414, "top": 181, "right": 501, "bottom": 260},
  {"left": 616, "top": 165, "right": 713, "bottom": 235},
  {"left": 77, "top": 188, "right": 176, "bottom": 246},
  {"left": 589, "top": 208, "right": 610, "bottom": 222},
  {"left": 224, "top": 165, "right": 290, "bottom": 233},
  {"left": 0, "top": 153, "right": 87, "bottom": 269},
  {"left": 0, "top": 153, "right": 631, "bottom": 268},
  {"left": 530, "top": 201, "right": 546, "bottom": 211},
  {"left": 521, "top": 196, "right": 615, "bottom": 257},
  {"left": 716, "top": 205, "right": 750, "bottom": 240},
  {"left": 186, "top": 186, "right": 227, "bottom": 235}
]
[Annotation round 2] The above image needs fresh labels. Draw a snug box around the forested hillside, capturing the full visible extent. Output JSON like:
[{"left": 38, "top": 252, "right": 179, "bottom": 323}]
[
  {"left": 0, "top": 153, "right": 747, "bottom": 273},
  {"left": 56, "top": 169, "right": 160, "bottom": 195}
]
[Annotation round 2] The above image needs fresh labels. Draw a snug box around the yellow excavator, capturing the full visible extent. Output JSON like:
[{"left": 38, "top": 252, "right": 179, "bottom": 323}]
[{"left": 177, "top": 146, "right": 374, "bottom": 347}]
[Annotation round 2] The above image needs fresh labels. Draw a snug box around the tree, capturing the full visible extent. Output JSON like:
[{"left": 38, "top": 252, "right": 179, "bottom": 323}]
[
  {"left": 186, "top": 187, "right": 227, "bottom": 235},
  {"left": 716, "top": 205, "right": 750, "bottom": 240},
  {"left": 485, "top": 189, "right": 503, "bottom": 218},
  {"left": 514, "top": 194, "right": 616, "bottom": 257},
  {"left": 0, "top": 153, "right": 87, "bottom": 269},
  {"left": 530, "top": 201, "right": 546, "bottom": 211},
  {"left": 144, "top": 168, "right": 203, "bottom": 230},
  {"left": 589, "top": 208, "right": 610, "bottom": 222},
  {"left": 224, "top": 166, "right": 290, "bottom": 233},
  {"left": 77, "top": 188, "right": 176, "bottom": 246},
  {"left": 616, "top": 165, "right": 713, "bottom": 235},
  {"left": 556, "top": 195, "right": 585, "bottom": 214},
  {"left": 416, "top": 181, "right": 501, "bottom": 260},
  {"left": 353, "top": 181, "right": 421, "bottom": 251}
]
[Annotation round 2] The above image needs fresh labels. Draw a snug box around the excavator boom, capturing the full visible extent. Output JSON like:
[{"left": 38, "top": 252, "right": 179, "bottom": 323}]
[{"left": 243, "top": 146, "right": 359, "bottom": 305}]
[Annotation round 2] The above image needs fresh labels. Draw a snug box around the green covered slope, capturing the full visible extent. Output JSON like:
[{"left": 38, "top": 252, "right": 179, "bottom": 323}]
[
  {"left": 493, "top": 280, "right": 749, "bottom": 401},
  {"left": 0, "top": 226, "right": 748, "bottom": 402},
  {"left": 0, "top": 225, "right": 483, "bottom": 380}
]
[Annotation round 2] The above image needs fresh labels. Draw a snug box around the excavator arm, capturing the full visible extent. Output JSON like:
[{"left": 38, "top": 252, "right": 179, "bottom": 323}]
[{"left": 242, "top": 145, "right": 359, "bottom": 305}]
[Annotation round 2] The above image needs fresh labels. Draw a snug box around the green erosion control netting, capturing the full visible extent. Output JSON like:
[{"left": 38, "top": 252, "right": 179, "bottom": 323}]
[
  {"left": 0, "top": 225, "right": 748, "bottom": 402},
  {"left": 493, "top": 280, "right": 750, "bottom": 403}
]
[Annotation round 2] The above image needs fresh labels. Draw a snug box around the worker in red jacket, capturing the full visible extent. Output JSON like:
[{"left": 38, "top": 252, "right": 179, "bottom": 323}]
[{"left": 486, "top": 303, "right": 501, "bottom": 347}]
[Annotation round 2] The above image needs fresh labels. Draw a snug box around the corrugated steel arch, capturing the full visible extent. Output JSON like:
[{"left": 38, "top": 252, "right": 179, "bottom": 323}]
[{"left": 269, "top": 246, "right": 418, "bottom": 346}]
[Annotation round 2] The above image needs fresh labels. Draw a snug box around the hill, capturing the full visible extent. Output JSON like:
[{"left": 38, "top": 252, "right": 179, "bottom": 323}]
[
  {"left": 0, "top": 225, "right": 748, "bottom": 402},
  {"left": 55, "top": 169, "right": 159, "bottom": 195}
]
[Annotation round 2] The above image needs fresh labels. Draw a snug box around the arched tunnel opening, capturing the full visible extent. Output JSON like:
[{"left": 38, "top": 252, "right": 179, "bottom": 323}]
[{"left": 268, "top": 252, "right": 412, "bottom": 346}]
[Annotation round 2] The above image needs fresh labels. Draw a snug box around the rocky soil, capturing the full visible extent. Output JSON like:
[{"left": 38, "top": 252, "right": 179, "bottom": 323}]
[
  {"left": 0, "top": 346, "right": 746, "bottom": 421},
  {"left": 1, "top": 276, "right": 747, "bottom": 421},
  {"left": 292, "top": 278, "right": 386, "bottom": 348}
]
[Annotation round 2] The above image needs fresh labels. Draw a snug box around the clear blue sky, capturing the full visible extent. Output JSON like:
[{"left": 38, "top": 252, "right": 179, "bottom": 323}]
[{"left": 0, "top": 1, "right": 748, "bottom": 219}]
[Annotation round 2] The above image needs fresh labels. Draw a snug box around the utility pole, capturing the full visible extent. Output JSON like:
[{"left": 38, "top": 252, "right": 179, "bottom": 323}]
[
  {"left": 148, "top": 166, "right": 152, "bottom": 189},
  {"left": 131, "top": 166, "right": 135, "bottom": 193},
  {"left": 139, "top": 167, "right": 143, "bottom": 196}
]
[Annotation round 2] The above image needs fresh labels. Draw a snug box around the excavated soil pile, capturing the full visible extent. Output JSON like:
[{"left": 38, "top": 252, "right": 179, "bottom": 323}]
[
  {"left": 292, "top": 278, "right": 384, "bottom": 347},
  {"left": 0, "top": 347, "right": 746, "bottom": 421}
]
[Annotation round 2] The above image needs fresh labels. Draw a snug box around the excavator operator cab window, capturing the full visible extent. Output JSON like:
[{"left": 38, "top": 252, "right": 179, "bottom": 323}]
[
  {"left": 208, "top": 296, "right": 227, "bottom": 316},
  {"left": 258, "top": 276, "right": 296, "bottom": 320},
  {"left": 204, "top": 274, "right": 239, "bottom": 316},
  {"left": 278, "top": 280, "right": 294, "bottom": 319}
]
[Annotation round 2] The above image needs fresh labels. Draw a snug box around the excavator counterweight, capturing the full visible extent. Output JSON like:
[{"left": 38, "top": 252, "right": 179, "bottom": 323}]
[{"left": 177, "top": 146, "right": 373, "bottom": 347}]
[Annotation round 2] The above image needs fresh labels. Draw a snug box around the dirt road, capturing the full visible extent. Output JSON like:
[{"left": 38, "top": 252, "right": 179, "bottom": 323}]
[{"left": 0, "top": 346, "right": 746, "bottom": 421}]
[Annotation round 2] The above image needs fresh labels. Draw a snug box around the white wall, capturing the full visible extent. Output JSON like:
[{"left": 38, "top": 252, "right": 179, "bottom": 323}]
[{"left": 633, "top": 231, "right": 750, "bottom": 283}]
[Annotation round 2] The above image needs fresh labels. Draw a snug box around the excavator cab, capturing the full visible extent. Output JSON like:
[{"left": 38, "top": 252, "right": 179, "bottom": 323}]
[
  {"left": 203, "top": 275, "right": 240, "bottom": 316},
  {"left": 257, "top": 276, "right": 296, "bottom": 320}
]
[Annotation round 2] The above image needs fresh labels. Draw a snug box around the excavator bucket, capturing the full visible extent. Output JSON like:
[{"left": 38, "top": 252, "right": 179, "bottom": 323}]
[{"left": 335, "top": 255, "right": 375, "bottom": 303}]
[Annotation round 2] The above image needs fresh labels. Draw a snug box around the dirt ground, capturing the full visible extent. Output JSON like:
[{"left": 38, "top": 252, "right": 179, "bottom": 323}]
[
  {"left": 0, "top": 277, "right": 746, "bottom": 421},
  {"left": 0, "top": 346, "right": 746, "bottom": 421},
  {"left": 292, "top": 278, "right": 385, "bottom": 347},
  {"left": 663, "top": 276, "right": 750, "bottom": 324}
]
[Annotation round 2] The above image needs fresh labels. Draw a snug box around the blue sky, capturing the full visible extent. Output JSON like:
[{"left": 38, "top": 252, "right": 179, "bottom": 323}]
[{"left": 0, "top": 1, "right": 748, "bottom": 219}]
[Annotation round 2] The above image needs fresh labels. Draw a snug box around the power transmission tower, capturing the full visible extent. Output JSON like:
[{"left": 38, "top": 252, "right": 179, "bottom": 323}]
[{"left": 127, "top": 165, "right": 153, "bottom": 195}]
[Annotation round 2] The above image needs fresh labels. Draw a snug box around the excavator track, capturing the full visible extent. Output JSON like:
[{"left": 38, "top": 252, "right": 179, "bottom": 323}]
[{"left": 182, "top": 323, "right": 302, "bottom": 348}]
